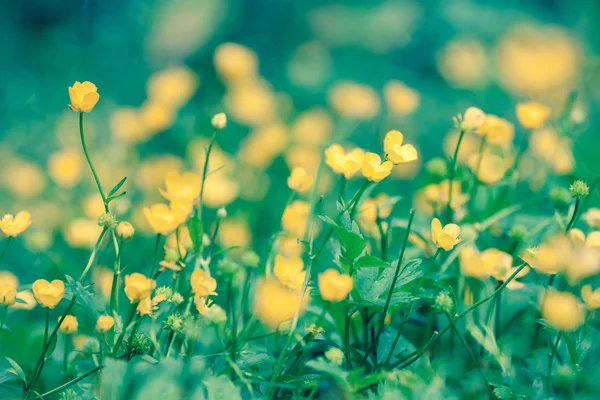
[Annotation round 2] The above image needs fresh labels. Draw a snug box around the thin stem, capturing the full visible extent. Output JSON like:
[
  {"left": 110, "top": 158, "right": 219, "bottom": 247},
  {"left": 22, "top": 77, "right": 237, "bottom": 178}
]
[
  {"left": 547, "top": 332, "right": 562, "bottom": 392},
  {"left": 468, "top": 138, "right": 486, "bottom": 214},
  {"left": 345, "top": 307, "right": 359, "bottom": 368},
  {"left": 126, "top": 315, "right": 143, "bottom": 360},
  {"left": 229, "top": 278, "right": 238, "bottom": 365},
  {"left": 164, "top": 331, "right": 175, "bottom": 358},
  {"left": 198, "top": 129, "right": 218, "bottom": 218},
  {"left": 36, "top": 366, "right": 102, "bottom": 399},
  {"left": 444, "top": 128, "right": 466, "bottom": 222},
  {"left": 112, "top": 302, "right": 138, "bottom": 357},
  {"left": 149, "top": 234, "right": 162, "bottom": 278},
  {"left": 79, "top": 112, "right": 108, "bottom": 211},
  {"left": 0, "top": 237, "right": 12, "bottom": 265},
  {"left": 78, "top": 227, "right": 108, "bottom": 282},
  {"left": 565, "top": 197, "right": 581, "bottom": 231},
  {"left": 63, "top": 336, "right": 69, "bottom": 380}
]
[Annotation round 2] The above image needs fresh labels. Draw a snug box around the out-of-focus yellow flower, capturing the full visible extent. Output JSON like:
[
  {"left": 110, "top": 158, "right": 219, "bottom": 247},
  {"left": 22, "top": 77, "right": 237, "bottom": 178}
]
[
  {"left": 460, "top": 107, "right": 485, "bottom": 131},
  {"left": 437, "top": 38, "right": 490, "bottom": 89},
  {"left": 92, "top": 267, "right": 113, "bottom": 300},
  {"left": 362, "top": 152, "right": 392, "bottom": 182},
  {"left": 0, "top": 211, "right": 31, "bottom": 237},
  {"left": 13, "top": 290, "right": 36, "bottom": 310},
  {"left": 254, "top": 278, "right": 310, "bottom": 329},
  {"left": 459, "top": 246, "right": 494, "bottom": 279},
  {"left": 48, "top": 149, "right": 83, "bottom": 188},
  {"left": 274, "top": 255, "right": 306, "bottom": 290},
  {"left": 225, "top": 79, "right": 277, "bottom": 127},
  {"left": 139, "top": 100, "right": 175, "bottom": 135},
  {"left": 318, "top": 269, "right": 353, "bottom": 302},
  {"left": 214, "top": 43, "right": 259, "bottom": 82},
  {"left": 383, "top": 130, "right": 418, "bottom": 164},
  {"left": 32, "top": 279, "right": 65, "bottom": 309},
  {"left": 291, "top": 109, "right": 332, "bottom": 146},
  {"left": 2, "top": 160, "right": 46, "bottom": 199},
  {"left": 383, "top": 81, "right": 420, "bottom": 116},
  {"left": 194, "top": 295, "right": 214, "bottom": 317},
  {"left": 0, "top": 284, "right": 17, "bottom": 305},
  {"left": 541, "top": 291, "right": 584, "bottom": 332},
  {"left": 431, "top": 218, "right": 461, "bottom": 251},
  {"left": 496, "top": 25, "right": 581, "bottom": 96},
  {"left": 239, "top": 123, "right": 289, "bottom": 169},
  {"left": 277, "top": 235, "right": 304, "bottom": 258},
  {"left": 96, "top": 315, "right": 115, "bottom": 333},
  {"left": 468, "top": 152, "right": 510, "bottom": 185},
  {"left": 414, "top": 180, "right": 469, "bottom": 216},
  {"left": 581, "top": 285, "right": 600, "bottom": 311},
  {"left": 59, "top": 315, "right": 78, "bottom": 334},
  {"left": 159, "top": 171, "right": 202, "bottom": 204},
  {"left": 529, "top": 128, "right": 574, "bottom": 175},
  {"left": 325, "top": 145, "right": 365, "bottom": 179},
  {"left": 328, "top": 81, "right": 380, "bottom": 120},
  {"left": 147, "top": 66, "right": 198, "bottom": 109},
  {"left": 110, "top": 107, "right": 146, "bottom": 143},
  {"left": 68, "top": 81, "right": 100, "bottom": 113},
  {"left": 116, "top": 221, "right": 135, "bottom": 240},
  {"left": 136, "top": 155, "right": 184, "bottom": 193},
  {"left": 143, "top": 203, "right": 188, "bottom": 235},
  {"left": 358, "top": 194, "right": 393, "bottom": 227},
  {"left": 218, "top": 218, "right": 252, "bottom": 251},
  {"left": 82, "top": 195, "right": 105, "bottom": 220},
  {"left": 190, "top": 269, "right": 217, "bottom": 297},
  {"left": 124, "top": 273, "right": 156, "bottom": 302},
  {"left": 476, "top": 115, "right": 514, "bottom": 146},
  {"left": 0, "top": 271, "right": 18, "bottom": 288},
  {"left": 443, "top": 131, "right": 482, "bottom": 163},
  {"left": 287, "top": 167, "right": 313, "bottom": 193},
  {"left": 165, "top": 226, "right": 192, "bottom": 258},
  {"left": 516, "top": 101, "right": 552, "bottom": 130},
  {"left": 136, "top": 297, "right": 153, "bottom": 315},
  {"left": 583, "top": 209, "right": 600, "bottom": 229},
  {"left": 63, "top": 219, "right": 102, "bottom": 248},
  {"left": 281, "top": 200, "right": 311, "bottom": 238}
]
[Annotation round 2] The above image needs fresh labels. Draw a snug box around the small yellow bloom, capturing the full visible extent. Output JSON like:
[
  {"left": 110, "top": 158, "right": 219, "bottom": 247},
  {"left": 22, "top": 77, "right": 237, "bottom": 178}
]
[
  {"left": 124, "top": 273, "right": 156, "bottom": 303},
  {"left": 274, "top": 255, "right": 306, "bottom": 290},
  {"left": 159, "top": 171, "right": 202, "bottom": 204},
  {"left": 516, "top": 101, "right": 551, "bottom": 130},
  {"left": 59, "top": 315, "right": 78, "bottom": 334},
  {"left": 194, "top": 295, "right": 214, "bottom": 317},
  {"left": 32, "top": 279, "right": 65, "bottom": 309},
  {"left": 190, "top": 270, "right": 217, "bottom": 297},
  {"left": 214, "top": 43, "right": 259, "bottom": 82},
  {"left": 460, "top": 107, "right": 486, "bottom": 131},
  {"left": 383, "top": 130, "right": 418, "bottom": 164},
  {"left": 476, "top": 115, "right": 514, "bottom": 146},
  {"left": 383, "top": 80, "right": 420, "bottom": 116},
  {"left": 136, "top": 297, "right": 153, "bottom": 315},
  {"left": 581, "top": 285, "right": 600, "bottom": 311},
  {"left": 146, "top": 66, "right": 198, "bottom": 110},
  {"left": 325, "top": 145, "right": 365, "bottom": 178},
  {"left": 96, "top": 315, "right": 115, "bottom": 333},
  {"left": 0, "top": 211, "right": 32, "bottom": 237},
  {"left": 143, "top": 203, "right": 188, "bottom": 235},
  {"left": 116, "top": 221, "right": 135, "bottom": 240},
  {"left": 287, "top": 167, "right": 313, "bottom": 193},
  {"left": 68, "top": 81, "right": 100, "bottom": 113},
  {"left": 541, "top": 291, "right": 585, "bottom": 332},
  {"left": 48, "top": 149, "right": 83, "bottom": 188},
  {"left": 431, "top": 218, "right": 461, "bottom": 251},
  {"left": 281, "top": 200, "right": 311, "bottom": 238},
  {"left": 253, "top": 278, "right": 310, "bottom": 329},
  {"left": 0, "top": 284, "right": 17, "bottom": 305},
  {"left": 362, "top": 152, "right": 393, "bottom": 182},
  {"left": 583, "top": 208, "right": 600, "bottom": 229},
  {"left": 328, "top": 82, "right": 380, "bottom": 120},
  {"left": 318, "top": 269, "right": 353, "bottom": 302}
]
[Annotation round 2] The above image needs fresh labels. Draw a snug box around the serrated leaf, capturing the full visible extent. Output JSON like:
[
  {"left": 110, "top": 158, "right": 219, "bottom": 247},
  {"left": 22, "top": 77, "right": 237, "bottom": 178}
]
[
  {"left": 355, "top": 259, "right": 421, "bottom": 307},
  {"left": 354, "top": 255, "right": 390, "bottom": 269},
  {"left": 319, "top": 215, "right": 366, "bottom": 263},
  {"left": 65, "top": 275, "right": 104, "bottom": 318},
  {"left": 108, "top": 176, "right": 127, "bottom": 198}
]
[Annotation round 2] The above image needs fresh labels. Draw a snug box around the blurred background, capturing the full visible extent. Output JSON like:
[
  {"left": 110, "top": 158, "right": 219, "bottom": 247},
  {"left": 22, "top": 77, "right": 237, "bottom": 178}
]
[{"left": 1, "top": 0, "right": 600, "bottom": 307}]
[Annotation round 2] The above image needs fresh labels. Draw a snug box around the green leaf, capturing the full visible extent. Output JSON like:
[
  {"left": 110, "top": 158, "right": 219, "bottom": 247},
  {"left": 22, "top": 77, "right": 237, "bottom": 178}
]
[
  {"left": 187, "top": 212, "right": 204, "bottom": 255},
  {"left": 354, "top": 259, "right": 421, "bottom": 307},
  {"left": 65, "top": 275, "right": 104, "bottom": 318},
  {"left": 107, "top": 191, "right": 127, "bottom": 203},
  {"left": 319, "top": 215, "right": 366, "bottom": 263},
  {"left": 203, "top": 375, "right": 242, "bottom": 400},
  {"left": 108, "top": 176, "right": 127, "bottom": 198},
  {"left": 354, "top": 255, "right": 390, "bottom": 269},
  {"left": 3, "top": 357, "right": 26, "bottom": 385},
  {"left": 306, "top": 359, "right": 351, "bottom": 392}
]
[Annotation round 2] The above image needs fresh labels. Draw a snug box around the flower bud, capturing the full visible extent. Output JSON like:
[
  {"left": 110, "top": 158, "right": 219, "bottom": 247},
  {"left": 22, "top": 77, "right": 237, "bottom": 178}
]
[
  {"left": 155, "top": 286, "right": 174, "bottom": 302},
  {"left": 217, "top": 257, "right": 241, "bottom": 276},
  {"left": 171, "top": 292, "right": 184, "bottom": 305},
  {"left": 324, "top": 347, "right": 344, "bottom": 366},
  {"left": 569, "top": 180, "right": 590, "bottom": 198},
  {"left": 241, "top": 250, "right": 260, "bottom": 268},
  {"left": 460, "top": 107, "right": 485, "bottom": 131},
  {"left": 58, "top": 315, "right": 79, "bottom": 334},
  {"left": 217, "top": 207, "right": 227, "bottom": 219},
  {"left": 98, "top": 213, "right": 117, "bottom": 229},
  {"left": 433, "top": 291, "right": 454, "bottom": 314},
  {"left": 163, "top": 313, "right": 185, "bottom": 332},
  {"left": 164, "top": 248, "right": 180, "bottom": 263},
  {"left": 550, "top": 187, "right": 572, "bottom": 208},
  {"left": 96, "top": 315, "right": 115, "bottom": 333},
  {"left": 211, "top": 112, "right": 227, "bottom": 130},
  {"left": 129, "top": 333, "right": 153, "bottom": 355},
  {"left": 508, "top": 224, "right": 528, "bottom": 242},
  {"left": 116, "top": 221, "right": 134, "bottom": 240}
]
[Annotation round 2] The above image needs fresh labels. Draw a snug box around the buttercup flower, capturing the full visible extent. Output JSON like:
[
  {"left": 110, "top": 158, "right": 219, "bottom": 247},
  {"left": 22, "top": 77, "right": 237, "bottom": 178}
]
[
  {"left": 59, "top": 315, "right": 78, "bottom": 334},
  {"left": 281, "top": 200, "right": 311, "bottom": 238},
  {"left": 116, "top": 221, "right": 135, "bottom": 240},
  {"left": 583, "top": 208, "right": 600, "bottom": 229},
  {"left": 124, "top": 273, "right": 156, "bottom": 302},
  {"left": 460, "top": 107, "right": 485, "bottom": 131},
  {"left": 287, "top": 167, "right": 313, "bottom": 193},
  {"left": 318, "top": 269, "right": 354, "bottom": 302},
  {"left": 581, "top": 285, "right": 600, "bottom": 311},
  {"left": 431, "top": 218, "right": 461, "bottom": 251},
  {"left": 0, "top": 211, "right": 32, "bottom": 237},
  {"left": 32, "top": 279, "right": 65, "bottom": 308},
  {"left": 541, "top": 291, "right": 585, "bottom": 332},
  {"left": 143, "top": 203, "right": 188, "bottom": 235},
  {"left": 0, "top": 284, "right": 17, "bottom": 305},
  {"left": 254, "top": 278, "right": 310, "bottom": 329},
  {"left": 190, "top": 269, "right": 218, "bottom": 297},
  {"left": 274, "top": 255, "right": 306, "bottom": 290},
  {"left": 159, "top": 171, "right": 202, "bottom": 204},
  {"left": 383, "top": 80, "right": 420, "bottom": 116},
  {"left": 325, "top": 145, "right": 365, "bottom": 178},
  {"left": 516, "top": 101, "right": 551, "bottom": 130},
  {"left": 362, "top": 152, "right": 393, "bottom": 182},
  {"left": 96, "top": 315, "right": 115, "bottom": 333},
  {"left": 383, "top": 130, "right": 418, "bottom": 164},
  {"left": 68, "top": 81, "right": 100, "bottom": 113},
  {"left": 476, "top": 115, "right": 514, "bottom": 146}
]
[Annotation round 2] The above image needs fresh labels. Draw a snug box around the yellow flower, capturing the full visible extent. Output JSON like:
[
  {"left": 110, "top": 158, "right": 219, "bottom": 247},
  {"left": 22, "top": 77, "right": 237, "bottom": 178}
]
[
  {"left": 431, "top": 218, "right": 461, "bottom": 251},
  {"left": 63, "top": 219, "right": 102, "bottom": 249},
  {"left": 476, "top": 115, "right": 514, "bottom": 146},
  {"left": 211, "top": 113, "right": 227, "bottom": 130},
  {"left": 146, "top": 66, "right": 198, "bottom": 110},
  {"left": 318, "top": 269, "right": 353, "bottom": 302},
  {"left": 529, "top": 128, "right": 573, "bottom": 175},
  {"left": 124, "top": 273, "right": 156, "bottom": 302},
  {"left": 414, "top": 180, "right": 469, "bottom": 216},
  {"left": 437, "top": 38, "right": 490, "bottom": 89},
  {"left": 0, "top": 271, "right": 18, "bottom": 288},
  {"left": 328, "top": 81, "right": 380, "bottom": 120},
  {"left": 48, "top": 149, "right": 83, "bottom": 188},
  {"left": 58, "top": 315, "right": 78, "bottom": 334},
  {"left": 96, "top": 315, "right": 115, "bottom": 333},
  {"left": 541, "top": 291, "right": 585, "bottom": 332},
  {"left": 274, "top": 255, "right": 306, "bottom": 290},
  {"left": 214, "top": 43, "right": 259, "bottom": 82},
  {"left": 159, "top": 171, "right": 202, "bottom": 204},
  {"left": 362, "top": 153, "right": 393, "bottom": 182},
  {"left": 383, "top": 130, "right": 418, "bottom": 164},
  {"left": 459, "top": 246, "right": 493, "bottom": 279},
  {"left": 516, "top": 101, "right": 552, "bottom": 130},
  {"left": 136, "top": 297, "right": 153, "bottom": 315},
  {"left": 143, "top": 203, "right": 188, "bottom": 235},
  {"left": 139, "top": 100, "right": 175, "bottom": 135},
  {"left": 325, "top": 145, "right": 365, "bottom": 178},
  {"left": 253, "top": 278, "right": 310, "bottom": 329},
  {"left": 218, "top": 219, "right": 252, "bottom": 252},
  {"left": 383, "top": 80, "right": 420, "bottom": 116},
  {"left": 194, "top": 295, "right": 214, "bottom": 317},
  {"left": 460, "top": 107, "right": 485, "bottom": 131},
  {"left": 68, "top": 81, "right": 100, "bottom": 113},
  {"left": 13, "top": 290, "right": 36, "bottom": 310},
  {"left": 287, "top": 167, "right": 313, "bottom": 193},
  {"left": 468, "top": 152, "right": 510, "bottom": 185},
  {"left": 116, "top": 221, "right": 135, "bottom": 240},
  {"left": 281, "top": 200, "right": 311, "bottom": 238},
  {"left": 190, "top": 270, "right": 217, "bottom": 297},
  {"left": 583, "top": 208, "right": 600, "bottom": 229},
  {"left": 32, "top": 279, "right": 65, "bottom": 309},
  {"left": 581, "top": 285, "right": 600, "bottom": 311},
  {"left": 0, "top": 211, "right": 32, "bottom": 237},
  {"left": 277, "top": 235, "right": 305, "bottom": 258},
  {"left": 0, "top": 284, "right": 17, "bottom": 305}
]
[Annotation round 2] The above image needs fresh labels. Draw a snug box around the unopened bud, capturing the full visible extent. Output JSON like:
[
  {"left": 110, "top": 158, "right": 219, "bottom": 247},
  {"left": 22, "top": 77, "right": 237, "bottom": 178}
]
[
  {"left": 98, "top": 213, "right": 117, "bottom": 229},
  {"left": 433, "top": 291, "right": 454, "bottom": 314},
  {"left": 460, "top": 107, "right": 485, "bottom": 131},
  {"left": 569, "top": 180, "right": 589, "bottom": 198},
  {"left": 211, "top": 112, "right": 227, "bottom": 130},
  {"left": 324, "top": 347, "right": 344, "bottom": 366},
  {"left": 116, "top": 221, "right": 134, "bottom": 240}
]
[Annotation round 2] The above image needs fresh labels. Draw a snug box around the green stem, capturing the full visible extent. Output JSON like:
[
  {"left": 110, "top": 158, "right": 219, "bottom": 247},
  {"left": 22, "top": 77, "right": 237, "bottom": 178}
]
[
  {"left": 126, "top": 315, "right": 143, "bottom": 360},
  {"left": 0, "top": 237, "right": 12, "bottom": 265},
  {"left": 149, "top": 234, "right": 162, "bottom": 278},
  {"left": 79, "top": 112, "right": 108, "bottom": 211},
  {"left": 345, "top": 307, "right": 359, "bottom": 369},
  {"left": 444, "top": 128, "right": 466, "bottom": 222},
  {"left": 35, "top": 366, "right": 102, "bottom": 399},
  {"left": 110, "top": 234, "right": 123, "bottom": 318},
  {"left": 198, "top": 129, "right": 218, "bottom": 219},
  {"left": 164, "top": 331, "right": 175, "bottom": 358},
  {"left": 468, "top": 138, "right": 486, "bottom": 214},
  {"left": 547, "top": 332, "right": 562, "bottom": 392},
  {"left": 565, "top": 197, "right": 581, "bottom": 231},
  {"left": 0, "top": 305, "right": 8, "bottom": 329},
  {"left": 229, "top": 279, "right": 238, "bottom": 365},
  {"left": 63, "top": 336, "right": 69, "bottom": 380},
  {"left": 78, "top": 227, "right": 107, "bottom": 282},
  {"left": 113, "top": 302, "right": 138, "bottom": 357}
]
